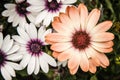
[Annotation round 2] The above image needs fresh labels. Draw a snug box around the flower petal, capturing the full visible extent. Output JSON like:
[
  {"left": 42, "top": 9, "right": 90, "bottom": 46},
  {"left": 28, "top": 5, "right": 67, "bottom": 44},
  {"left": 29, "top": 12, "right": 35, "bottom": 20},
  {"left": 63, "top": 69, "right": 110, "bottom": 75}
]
[
  {"left": 34, "top": 57, "right": 40, "bottom": 75},
  {"left": 42, "top": 53, "right": 57, "bottom": 67},
  {"left": 89, "top": 60, "right": 97, "bottom": 73},
  {"left": 91, "top": 41, "right": 114, "bottom": 48},
  {"left": 78, "top": 3, "right": 88, "bottom": 30},
  {"left": 6, "top": 62, "right": 22, "bottom": 70},
  {"left": 4, "top": 4, "right": 16, "bottom": 9},
  {"left": 51, "top": 42, "right": 72, "bottom": 52},
  {"left": 7, "top": 45, "right": 20, "bottom": 55},
  {"left": 0, "top": 32, "right": 3, "bottom": 48},
  {"left": 7, "top": 53, "right": 23, "bottom": 61},
  {"left": 12, "top": 35, "right": 26, "bottom": 44},
  {"left": 52, "top": 52, "right": 60, "bottom": 58},
  {"left": 39, "top": 55, "right": 49, "bottom": 73},
  {"left": 86, "top": 9, "right": 100, "bottom": 31},
  {"left": 1, "top": 67, "right": 12, "bottom": 80},
  {"left": 91, "top": 21, "right": 113, "bottom": 34},
  {"left": 20, "top": 53, "right": 31, "bottom": 68},
  {"left": 27, "top": 56, "right": 35, "bottom": 75},
  {"left": 45, "top": 33, "right": 71, "bottom": 43},
  {"left": 91, "top": 32, "right": 114, "bottom": 42},
  {"left": 69, "top": 64, "right": 79, "bottom": 75},
  {"left": 62, "top": 0, "right": 77, "bottom": 4}
]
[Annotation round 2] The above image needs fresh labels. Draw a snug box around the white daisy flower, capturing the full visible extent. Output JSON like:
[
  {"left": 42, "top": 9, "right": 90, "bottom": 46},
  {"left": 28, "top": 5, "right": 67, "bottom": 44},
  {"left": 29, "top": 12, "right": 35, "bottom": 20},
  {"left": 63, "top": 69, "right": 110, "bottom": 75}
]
[
  {"left": 12, "top": 23, "right": 57, "bottom": 75},
  {"left": 0, "top": 32, "right": 22, "bottom": 80},
  {"left": 27, "top": 0, "right": 77, "bottom": 27},
  {"left": 2, "top": 0, "right": 36, "bottom": 28}
]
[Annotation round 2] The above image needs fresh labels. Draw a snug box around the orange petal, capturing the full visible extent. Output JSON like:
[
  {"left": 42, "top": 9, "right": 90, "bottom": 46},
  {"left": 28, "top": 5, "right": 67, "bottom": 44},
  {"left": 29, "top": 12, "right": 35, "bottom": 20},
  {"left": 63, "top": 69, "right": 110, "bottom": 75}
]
[
  {"left": 68, "top": 6, "right": 80, "bottom": 30},
  {"left": 68, "top": 52, "right": 80, "bottom": 69},
  {"left": 91, "top": 32, "right": 114, "bottom": 42},
  {"left": 86, "top": 9, "right": 100, "bottom": 32},
  {"left": 91, "top": 41, "right": 114, "bottom": 48},
  {"left": 69, "top": 65, "right": 79, "bottom": 75},
  {"left": 45, "top": 40, "right": 55, "bottom": 44},
  {"left": 78, "top": 3, "right": 88, "bottom": 31},
  {"left": 58, "top": 48, "right": 73, "bottom": 61},
  {"left": 53, "top": 16, "right": 61, "bottom": 22},
  {"left": 79, "top": 51, "right": 89, "bottom": 72},
  {"left": 52, "top": 52, "right": 60, "bottom": 58},
  {"left": 85, "top": 47, "right": 101, "bottom": 66},
  {"left": 96, "top": 53, "right": 110, "bottom": 66},
  {"left": 92, "top": 44, "right": 113, "bottom": 53},
  {"left": 89, "top": 60, "right": 97, "bottom": 73},
  {"left": 45, "top": 33, "right": 71, "bottom": 43},
  {"left": 91, "top": 21, "right": 113, "bottom": 34},
  {"left": 51, "top": 42, "right": 72, "bottom": 52}
]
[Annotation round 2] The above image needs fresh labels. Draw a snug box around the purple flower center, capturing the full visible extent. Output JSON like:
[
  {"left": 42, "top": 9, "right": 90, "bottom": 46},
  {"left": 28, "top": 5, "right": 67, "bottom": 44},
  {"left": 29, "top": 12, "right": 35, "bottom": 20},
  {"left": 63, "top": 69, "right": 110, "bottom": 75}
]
[
  {"left": 72, "top": 31, "right": 90, "bottom": 50},
  {"left": 0, "top": 49, "right": 6, "bottom": 68},
  {"left": 16, "top": 0, "right": 30, "bottom": 17},
  {"left": 45, "top": 0, "right": 62, "bottom": 12},
  {"left": 26, "top": 39, "right": 44, "bottom": 56}
]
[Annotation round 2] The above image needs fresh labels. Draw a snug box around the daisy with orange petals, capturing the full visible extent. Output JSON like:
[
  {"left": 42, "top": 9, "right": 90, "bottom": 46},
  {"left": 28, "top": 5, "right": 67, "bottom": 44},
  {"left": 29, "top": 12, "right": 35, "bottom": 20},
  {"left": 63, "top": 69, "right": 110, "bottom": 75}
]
[{"left": 45, "top": 3, "right": 114, "bottom": 75}]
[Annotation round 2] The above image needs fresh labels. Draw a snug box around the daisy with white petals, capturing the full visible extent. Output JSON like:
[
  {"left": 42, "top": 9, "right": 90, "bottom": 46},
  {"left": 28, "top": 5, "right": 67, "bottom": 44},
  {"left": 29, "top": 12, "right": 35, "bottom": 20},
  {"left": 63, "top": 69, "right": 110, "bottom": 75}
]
[
  {"left": 0, "top": 32, "right": 22, "bottom": 80},
  {"left": 27, "top": 0, "right": 77, "bottom": 27},
  {"left": 12, "top": 23, "right": 57, "bottom": 75},
  {"left": 2, "top": 0, "right": 36, "bottom": 28}
]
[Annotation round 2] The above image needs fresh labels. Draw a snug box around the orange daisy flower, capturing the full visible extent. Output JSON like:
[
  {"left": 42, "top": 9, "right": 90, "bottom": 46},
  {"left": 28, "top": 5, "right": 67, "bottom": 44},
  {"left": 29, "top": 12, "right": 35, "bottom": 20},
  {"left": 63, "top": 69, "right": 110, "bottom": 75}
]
[{"left": 45, "top": 3, "right": 114, "bottom": 74}]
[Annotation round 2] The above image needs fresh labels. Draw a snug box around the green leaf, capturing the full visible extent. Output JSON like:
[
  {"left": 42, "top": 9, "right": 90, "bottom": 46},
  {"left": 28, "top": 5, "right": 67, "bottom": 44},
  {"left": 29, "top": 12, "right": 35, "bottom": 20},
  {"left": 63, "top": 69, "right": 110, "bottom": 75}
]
[{"left": 90, "top": 75, "right": 98, "bottom": 80}]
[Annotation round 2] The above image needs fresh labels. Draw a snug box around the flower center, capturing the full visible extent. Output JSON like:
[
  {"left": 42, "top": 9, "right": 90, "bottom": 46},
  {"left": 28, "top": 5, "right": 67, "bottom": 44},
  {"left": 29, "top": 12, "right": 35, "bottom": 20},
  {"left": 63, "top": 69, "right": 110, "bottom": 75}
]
[
  {"left": 16, "top": 0, "right": 30, "bottom": 16},
  {"left": 72, "top": 31, "right": 90, "bottom": 50},
  {"left": 45, "top": 0, "right": 62, "bottom": 12},
  {"left": 0, "top": 49, "right": 6, "bottom": 68},
  {"left": 27, "top": 39, "right": 43, "bottom": 56}
]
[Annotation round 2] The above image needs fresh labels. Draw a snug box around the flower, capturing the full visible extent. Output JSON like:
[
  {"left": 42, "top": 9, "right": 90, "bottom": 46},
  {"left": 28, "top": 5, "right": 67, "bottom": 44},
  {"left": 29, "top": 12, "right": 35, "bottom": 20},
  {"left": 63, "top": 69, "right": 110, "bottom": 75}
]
[
  {"left": 45, "top": 3, "right": 114, "bottom": 74},
  {"left": 0, "top": 32, "right": 22, "bottom": 80},
  {"left": 12, "top": 23, "right": 57, "bottom": 75},
  {"left": 2, "top": 0, "right": 36, "bottom": 28},
  {"left": 27, "top": 0, "right": 77, "bottom": 27}
]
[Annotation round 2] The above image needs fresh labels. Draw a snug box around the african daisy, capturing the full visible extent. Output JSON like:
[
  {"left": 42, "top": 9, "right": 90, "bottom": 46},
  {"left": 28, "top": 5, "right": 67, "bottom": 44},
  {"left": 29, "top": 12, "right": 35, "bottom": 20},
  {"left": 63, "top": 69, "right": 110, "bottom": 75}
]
[
  {"left": 2, "top": 0, "right": 36, "bottom": 28},
  {"left": 45, "top": 3, "right": 114, "bottom": 74},
  {"left": 0, "top": 32, "right": 22, "bottom": 80},
  {"left": 27, "top": 0, "right": 77, "bottom": 27},
  {"left": 12, "top": 23, "right": 57, "bottom": 75}
]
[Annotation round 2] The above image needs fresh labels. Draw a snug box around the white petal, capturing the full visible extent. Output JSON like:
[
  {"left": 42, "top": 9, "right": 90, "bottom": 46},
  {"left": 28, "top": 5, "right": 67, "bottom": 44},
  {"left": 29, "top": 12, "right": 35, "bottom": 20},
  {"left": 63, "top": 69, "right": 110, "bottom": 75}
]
[
  {"left": 20, "top": 53, "right": 31, "bottom": 68},
  {"left": 1, "top": 35, "right": 13, "bottom": 53},
  {"left": 1, "top": 67, "right": 12, "bottom": 80},
  {"left": 7, "top": 53, "right": 23, "bottom": 61},
  {"left": 39, "top": 55, "right": 49, "bottom": 73},
  {"left": 27, "top": 23, "right": 37, "bottom": 39},
  {"left": 43, "top": 13, "right": 53, "bottom": 27},
  {"left": 12, "top": 14, "right": 21, "bottom": 27},
  {"left": 27, "top": 56, "right": 35, "bottom": 75},
  {"left": 7, "top": 45, "right": 20, "bottom": 55},
  {"left": 6, "top": 62, "right": 23, "bottom": 70},
  {"left": 27, "top": 0, "right": 43, "bottom": 5},
  {"left": 38, "top": 25, "right": 46, "bottom": 39},
  {"left": 62, "top": 0, "right": 77, "bottom": 4},
  {"left": 7, "top": 9, "right": 16, "bottom": 22},
  {"left": 0, "top": 32, "right": 3, "bottom": 48},
  {"left": 4, "top": 4, "right": 16, "bottom": 9},
  {"left": 27, "top": 6, "right": 44, "bottom": 12},
  {"left": 17, "top": 27, "right": 30, "bottom": 41},
  {"left": 4, "top": 64, "right": 16, "bottom": 77},
  {"left": 43, "top": 53, "right": 57, "bottom": 67},
  {"left": 35, "top": 10, "right": 48, "bottom": 25},
  {"left": 27, "top": 14, "right": 36, "bottom": 23},
  {"left": 12, "top": 35, "right": 26, "bottom": 44},
  {"left": 2, "top": 10, "right": 10, "bottom": 17},
  {"left": 34, "top": 57, "right": 40, "bottom": 75},
  {"left": 40, "top": 29, "right": 52, "bottom": 43}
]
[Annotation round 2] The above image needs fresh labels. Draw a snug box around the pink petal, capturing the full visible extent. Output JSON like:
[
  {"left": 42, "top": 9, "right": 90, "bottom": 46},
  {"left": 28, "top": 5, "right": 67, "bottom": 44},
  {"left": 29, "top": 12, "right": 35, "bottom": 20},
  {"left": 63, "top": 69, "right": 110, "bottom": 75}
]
[
  {"left": 91, "top": 32, "right": 114, "bottom": 42},
  {"left": 51, "top": 42, "right": 72, "bottom": 52},
  {"left": 78, "top": 3, "right": 88, "bottom": 31},
  {"left": 45, "top": 33, "right": 72, "bottom": 43},
  {"left": 69, "top": 65, "right": 79, "bottom": 75},
  {"left": 91, "top": 21, "right": 113, "bottom": 34},
  {"left": 86, "top": 9, "right": 100, "bottom": 32},
  {"left": 52, "top": 52, "right": 60, "bottom": 58},
  {"left": 89, "top": 60, "right": 97, "bottom": 73}
]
